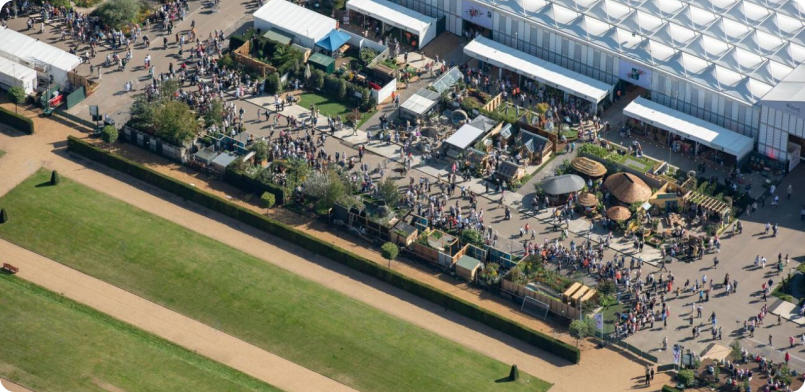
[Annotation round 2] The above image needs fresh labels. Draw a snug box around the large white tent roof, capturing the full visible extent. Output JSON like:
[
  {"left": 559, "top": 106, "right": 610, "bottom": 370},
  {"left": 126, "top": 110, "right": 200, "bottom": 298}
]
[
  {"left": 624, "top": 97, "right": 754, "bottom": 159},
  {"left": 346, "top": 0, "right": 435, "bottom": 36},
  {"left": 0, "top": 27, "right": 81, "bottom": 73},
  {"left": 464, "top": 36, "right": 613, "bottom": 103},
  {"left": 254, "top": 0, "right": 336, "bottom": 43},
  {"left": 480, "top": 0, "right": 805, "bottom": 104},
  {"left": 0, "top": 55, "right": 36, "bottom": 82}
]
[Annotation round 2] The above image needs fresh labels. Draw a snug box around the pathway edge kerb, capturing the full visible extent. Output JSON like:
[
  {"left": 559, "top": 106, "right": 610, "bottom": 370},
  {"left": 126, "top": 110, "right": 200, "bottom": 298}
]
[{"left": 65, "top": 135, "right": 582, "bottom": 364}]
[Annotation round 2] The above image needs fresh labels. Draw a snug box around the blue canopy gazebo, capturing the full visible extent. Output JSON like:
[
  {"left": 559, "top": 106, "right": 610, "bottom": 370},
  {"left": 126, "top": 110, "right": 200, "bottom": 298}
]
[{"left": 315, "top": 29, "right": 351, "bottom": 54}]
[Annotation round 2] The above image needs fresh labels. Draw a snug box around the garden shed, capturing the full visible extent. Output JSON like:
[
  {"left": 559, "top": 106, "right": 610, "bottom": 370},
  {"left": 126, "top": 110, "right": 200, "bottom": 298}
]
[
  {"left": 391, "top": 219, "right": 418, "bottom": 246},
  {"left": 455, "top": 255, "right": 482, "bottom": 282},
  {"left": 519, "top": 130, "right": 552, "bottom": 165},
  {"left": 253, "top": 0, "right": 337, "bottom": 48},
  {"left": 211, "top": 152, "right": 238, "bottom": 172},
  {"left": 445, "top": 123, "right": 486, "bottom": 157},
  {"left": 495, "top": 160, "right": 525, "bottom": 182},
  {"left": 308, "top": 53, "right": 336, "bottom": 74},
  {"left": 262, "top": 29, "right": 293, "bottom": 45},
  {"left": 604, "top": 172, "right": 652, "bottom": 204},
  {"left": 193, "top": 146, "right": 219, "bottom": 165}
]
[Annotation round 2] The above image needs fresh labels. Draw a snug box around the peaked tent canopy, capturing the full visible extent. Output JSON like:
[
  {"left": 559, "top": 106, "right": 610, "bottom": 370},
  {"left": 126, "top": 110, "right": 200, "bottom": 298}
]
[
  {"left": 316, "top": 30, "right": 351, "bottom": 52},
  {"left": 539, "top": 174, "right": 586, "bottom": 195}
]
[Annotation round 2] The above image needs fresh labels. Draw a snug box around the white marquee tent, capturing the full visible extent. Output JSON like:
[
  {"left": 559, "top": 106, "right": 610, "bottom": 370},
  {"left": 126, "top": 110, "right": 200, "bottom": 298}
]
[
  {"left": 624, "top": 97, "right": 754, "bottom": 160},
  {"left": 347, "top": 0, "right": 438, "bottom": 48},
  {"left": 254, "top": 0, "right": 337, "bottom": 48},
  {"left": 0, "top": 55, "right": 37, "bottom": 94},
  {"left": 0, "top": 27, "right": 81, "bottom": 88}
]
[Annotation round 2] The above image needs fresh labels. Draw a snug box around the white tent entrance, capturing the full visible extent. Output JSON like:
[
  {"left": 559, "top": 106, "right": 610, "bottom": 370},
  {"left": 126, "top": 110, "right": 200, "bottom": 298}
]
[
  {"left": 624, "top": 97, "right": 754, "bottom": 166},
  {"left": 464, "top": 36, "right": 614, "bottom": 106},
  {"left": 346, "top": 0, "right": 437, "bottom": 49}
]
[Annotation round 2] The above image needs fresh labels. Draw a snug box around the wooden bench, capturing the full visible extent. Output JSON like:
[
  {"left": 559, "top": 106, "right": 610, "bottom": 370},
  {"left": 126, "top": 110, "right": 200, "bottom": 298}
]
[{"left": 2, "top": 263, "right": 18, "bottom": 274}]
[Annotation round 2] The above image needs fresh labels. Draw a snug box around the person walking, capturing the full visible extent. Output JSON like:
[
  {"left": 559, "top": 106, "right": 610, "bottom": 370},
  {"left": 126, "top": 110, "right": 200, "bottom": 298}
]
[
  {"left": 788, "top": 184, "right": 793, "bottom": 200},
  {"left": 769, "top": 334, "right": 773, "bottom": 347}
]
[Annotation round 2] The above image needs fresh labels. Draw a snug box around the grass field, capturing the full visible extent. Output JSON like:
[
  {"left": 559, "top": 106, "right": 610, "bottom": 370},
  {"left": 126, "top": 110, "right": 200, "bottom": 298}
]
[
  {"left": 0, "top": 274, "right": 280, "bottom": 392},
  {"left": 296, "top": 92, "right": 375, "bottom": 129},
  {"left": 0, "top": 170, "right": 551, "bottom": 392}
]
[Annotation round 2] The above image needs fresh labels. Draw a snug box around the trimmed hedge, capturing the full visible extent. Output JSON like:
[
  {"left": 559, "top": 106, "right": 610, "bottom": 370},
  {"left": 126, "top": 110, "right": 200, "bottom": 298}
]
[
  {"left": 260, "top": 192, "right": 275, "bottom": 209},
  {"left": 662, "top": 386, "right": 682, "bottom": 392},
  {"left": 223, "top": 166, "right": 285, "bottom": 205},
  {"left": 0, "top": 106, "right": 34, "bottom": 134},
  {"left": 67, "top": 136, "right": 581, "bottom": 364}
]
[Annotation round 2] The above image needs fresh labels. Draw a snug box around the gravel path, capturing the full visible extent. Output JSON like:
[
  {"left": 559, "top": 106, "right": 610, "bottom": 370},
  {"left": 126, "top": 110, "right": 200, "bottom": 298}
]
[{"left": 0, "top": 105, "right": 671, "bottom": 391}]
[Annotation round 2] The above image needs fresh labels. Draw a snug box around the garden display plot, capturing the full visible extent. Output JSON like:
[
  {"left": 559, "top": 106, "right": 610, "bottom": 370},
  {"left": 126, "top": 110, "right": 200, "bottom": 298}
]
[
  {"left": 0, "top": 275, "right": 281, "bottom": 392},
  {"left": 0, "top": 170, "right": 551, "bottom": 392}
]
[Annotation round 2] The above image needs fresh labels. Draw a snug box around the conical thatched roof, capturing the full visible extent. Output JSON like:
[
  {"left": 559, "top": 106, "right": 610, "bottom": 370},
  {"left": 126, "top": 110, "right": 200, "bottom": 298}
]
[
  {"left": 604, "top": 172, "right": 652, "bottom": 204},
  {"left": 607, "top": 206, "right": 632, "bottom": 221},
  {"left": 571, "top": 157, "right": 607, "bottom": 177},
  {"left": 577, "top": 192, "right": 598, "bottom": 207},
  {"left": 539, "top": 174, "right": 585, "bottom": 195}
]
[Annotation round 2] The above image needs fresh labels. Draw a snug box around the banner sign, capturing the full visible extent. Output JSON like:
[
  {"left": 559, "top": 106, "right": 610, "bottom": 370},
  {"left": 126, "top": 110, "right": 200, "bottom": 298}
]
[
  {"left": 462, "top": 1, "right": 493, "bottom": 30},
  {"left": 618, "top": 60, "right": 652, "bottom": 89}
]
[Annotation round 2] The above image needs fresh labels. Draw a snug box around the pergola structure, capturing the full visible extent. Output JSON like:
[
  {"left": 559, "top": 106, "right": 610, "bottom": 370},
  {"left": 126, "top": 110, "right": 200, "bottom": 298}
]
[{"left": 683, "top": 191, "right": 732, "bottom": 221}]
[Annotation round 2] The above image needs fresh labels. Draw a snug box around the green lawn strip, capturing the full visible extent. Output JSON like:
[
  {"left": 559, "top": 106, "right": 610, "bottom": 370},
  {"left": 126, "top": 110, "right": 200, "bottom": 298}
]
[
  {"left": 0, "top": 274, "right": 280, "bottom": 392},
  {"left": 296, "top": 92, "right": 375, "bottom": 129},
  {"left": 0, "top": 170, "right": 551, "bottom": 392}
]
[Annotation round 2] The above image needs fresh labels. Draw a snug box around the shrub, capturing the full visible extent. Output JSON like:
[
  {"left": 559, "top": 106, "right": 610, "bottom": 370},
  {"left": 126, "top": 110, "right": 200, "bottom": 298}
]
[
  {"left": 101, "top": 125, "right": 119, "bottom": 146},
  {"left": 264, "top": 73, "right": 282, "bottom": 95},
  {"left": 93, "top": 0, "right": 142, "bottom": 29},
  {"left": 50, "top": 170, "right": 60, "bottom": 185},
  {"left": 677, "top": 369, "right": 695, "bottom": 387},
  {"left": 260, "top": 192, "right": 275, "bottom": 209},
  {"left": 460, "top": 229, "right": 484, "bottom": 247},
  {"left": 0, "top": 106, "right": 34, "bottom": 134},
  {"left": 8, "top": 86, "right": 26, "bottom": 109},
  {"left": 66, "top": 136, "right": 582, "bottom": 364},
  {"left": 310, "top": 69, "right": 325, "bottom": 90},
  {"left": 0, "top": 208, "right": 7, "bottom": 224}
]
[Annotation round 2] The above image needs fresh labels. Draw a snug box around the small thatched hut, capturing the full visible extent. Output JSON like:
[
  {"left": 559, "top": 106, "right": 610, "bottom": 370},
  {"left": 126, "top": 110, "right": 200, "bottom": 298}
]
[
  {"left": 607, "top": 205, "right": 632, "bottom": 221},
  {"left": 577, "top": 192, "right": 598, "bottom": 207},
  {"left": 604, "top": 172, "right": 652, "bottom": 204},
  {"left": 571, "top": 157, "right": 607, "bottom": 178}
]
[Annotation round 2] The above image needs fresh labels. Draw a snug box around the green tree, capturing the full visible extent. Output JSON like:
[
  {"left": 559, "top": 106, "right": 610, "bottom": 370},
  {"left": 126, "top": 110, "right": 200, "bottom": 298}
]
[
  {"left": 460, "top": 229, "right": 484, "bottom": 247},
  {"left": 0, "top": 208, "right": 7, "bottom": 224},
  {"left": 7, "top": 86, "right": 25, "bottom": 113},
  {"left": 568, "top": 319, "right": 591, "bottom": 347},
  {"left": 286, "top": 158, "right": 310, "bottom": 186},
  {"left": 378, "top": 177, "right": 401, "bottom": 207},
  {"left": 153, "top": 101, "right": 201, "bottom": 145},
  {"left": 159, "top": 79, "right": 181, "bottom": 101},
  {"left": 381, "top": 242, "right": 399, "bottom": 268},
  {"left": 203, "top": 99, "right": 224, "bottom": 129},
  {"left": 264, "top": 73, "right": 282, "bottom": 95},
  {"left": 93, "top": 0, "right": 143, "bottom": 30},
  {"left": 310, "top": 69, "right": 325, "bottom": 90},
  {"left": 50, "top": 170, "right": 60, "bottom": 185},
  {"left": 250, "top": 140, "right": 269, "bottom": 163},
  {"left": 101, "top": 125, "right": 118, "bottom": 149},
  {"left": 677, "top": 369, "right": 695, "bottom": 388},
  {"left": 336, "top": 78, "right": 347, "bottom": 100},
  {"left": 130, "top": 95, "right": 157, "bottom": 132}
]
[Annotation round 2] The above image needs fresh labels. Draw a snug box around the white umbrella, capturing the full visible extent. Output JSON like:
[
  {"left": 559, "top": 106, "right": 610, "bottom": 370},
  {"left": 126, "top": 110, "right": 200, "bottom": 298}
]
[{"left": 304, "top": 63, "right": 311, "bottom": 80}]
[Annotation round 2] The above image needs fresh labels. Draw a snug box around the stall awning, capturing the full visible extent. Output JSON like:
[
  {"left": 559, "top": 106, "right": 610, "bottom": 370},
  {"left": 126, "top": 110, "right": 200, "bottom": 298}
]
[
  {"left": 316, "top": 30, "right": 351, "bottom": 52},
  {"left": 346, "top": 0, "right": 437, "bottom": 47},
  {"left": 624, "top": 97, "right": 754, "bottom": 161},
  {"left": 464, "top": 36, "right": 613, "bottom": 104},
  {"left": 446, "top": 123, "right": 486, "bottom": 150}
]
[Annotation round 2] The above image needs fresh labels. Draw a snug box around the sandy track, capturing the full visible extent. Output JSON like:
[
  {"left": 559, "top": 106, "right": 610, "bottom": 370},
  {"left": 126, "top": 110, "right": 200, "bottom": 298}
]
[
  {"left": 1, "top": 379, "right": 35, "bottom": 392},
  {"left": 0, "top": 108, "right": 670, "bottom": 391}
]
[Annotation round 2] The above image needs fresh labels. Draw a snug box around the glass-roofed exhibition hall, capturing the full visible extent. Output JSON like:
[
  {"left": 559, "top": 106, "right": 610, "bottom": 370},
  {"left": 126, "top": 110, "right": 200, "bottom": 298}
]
[{"left": 386, "top": 0, "right": 805, "bottom": 169}]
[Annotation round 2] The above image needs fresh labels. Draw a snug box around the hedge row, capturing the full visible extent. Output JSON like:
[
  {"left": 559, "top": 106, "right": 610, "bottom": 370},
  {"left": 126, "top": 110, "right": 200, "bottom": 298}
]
[
  {"left": 66, "top": 136, "right": 581, "bottom": 364},
  {"left": 662, "top": 385, "right": 682, "bottom": 392},
  {"left": 223, "top": 166, "right": 285, "bottom": 205},
  {"left": 0, "top": 106, "right": 34, "bottom": 134}
]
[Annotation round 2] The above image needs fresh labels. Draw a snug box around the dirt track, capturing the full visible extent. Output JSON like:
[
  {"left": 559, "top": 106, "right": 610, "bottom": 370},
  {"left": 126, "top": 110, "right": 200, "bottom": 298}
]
[{"left": 0, "top": 105, "right": 670, "bottom": 392}]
